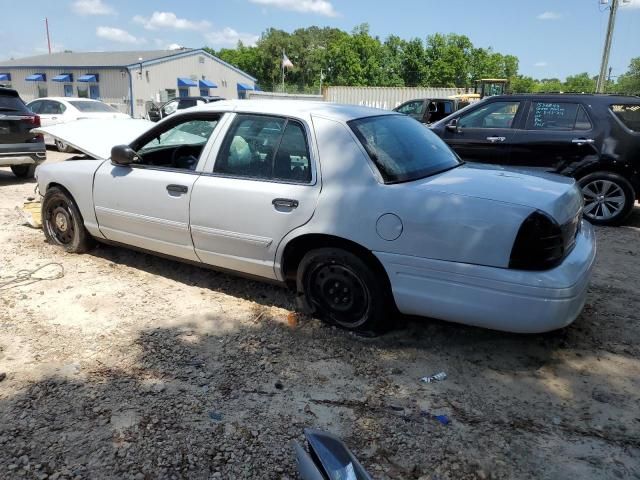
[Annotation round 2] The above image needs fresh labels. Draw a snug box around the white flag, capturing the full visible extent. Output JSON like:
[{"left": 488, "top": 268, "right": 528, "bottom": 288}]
[{"left": 282, "top": 53, "right": 294, "bottom": 69}]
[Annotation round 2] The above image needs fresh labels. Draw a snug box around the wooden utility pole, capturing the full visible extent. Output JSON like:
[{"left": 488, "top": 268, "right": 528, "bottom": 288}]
[{"left": 596, "top": 0, "right": 620, "bottom": 93}]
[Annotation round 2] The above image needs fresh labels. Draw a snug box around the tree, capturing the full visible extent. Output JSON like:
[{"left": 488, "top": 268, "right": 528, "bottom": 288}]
[
  {"left": 564, "top": 72, "right": 596, "bottom": 93},
  {"left": 616, "top": 57, "right": 640, "bottom": 94},
  {"left": 510, "top": 75, "right": 537, "bottom": 93}
]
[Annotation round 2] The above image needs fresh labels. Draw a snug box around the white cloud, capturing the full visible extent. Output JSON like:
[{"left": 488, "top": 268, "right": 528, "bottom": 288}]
[
  {"left": 71, "top": 0, "right": 115, "bottom": 15},
  {"left": 534, "top": 61, "right": 548, "bottom": 67},
  {"left": 96, "top": 26, "right": 144, "bottom": 44},
  {"left": 537, "top": 11, "right": 561, "bottom": 20},
  {"left": 133, "top": 12, "right": 210, "bottom": 31},
  {"left": 249, "top": 0, "right": 337, "bottom": 17},
  {"left": 205, "top": 27, "right": 259, "bottom": 47},
  {"left": 621, "top": 0, "right": 640, "bottom": 8},
  {"left": 167, "top": 43, "right": 183, "bottom": 50}
]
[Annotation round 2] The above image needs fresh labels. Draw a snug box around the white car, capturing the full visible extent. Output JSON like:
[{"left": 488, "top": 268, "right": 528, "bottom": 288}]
[
  {"left": 34, "top": 100, "right": 596, "bottom": 334},
  {"left": 27, "top": 97, "right": 130, "bottom": 152}
]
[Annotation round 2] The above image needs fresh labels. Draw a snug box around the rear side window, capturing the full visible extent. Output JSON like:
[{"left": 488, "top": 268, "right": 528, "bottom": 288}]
[
  {"left": 611, "top": 104, "right": 640, "bottom": 132},
  {"left": 525, "top": 102, "right": 592, "bottom": 131},
  {"left": 214, "top": 114, "right": 312, "bottom": 183},
  {"left": 0, "top": 93, "right": 27, "bottom": 112}
]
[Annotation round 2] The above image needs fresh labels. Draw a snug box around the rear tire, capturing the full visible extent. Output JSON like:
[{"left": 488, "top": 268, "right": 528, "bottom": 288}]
[
  {"left": 42, "top": 187, "right": 94, "bottom": 253},
  {"left": 296, "top": 248, "right": 389, "bottom": 334},
  {"left": 55, "top": 139, "right": 74, "bottom": 153},
  {"left": 10, "top": 164, "right": 36, "bottom": 178},
  {"left": 578, "top": 171, "right": 635, "bottom": 226}
]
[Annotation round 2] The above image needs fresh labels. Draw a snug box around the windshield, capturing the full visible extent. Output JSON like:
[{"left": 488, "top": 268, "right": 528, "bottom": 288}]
[
  {"left": 69, "top": 101, "right": 118, "bottom": 113},
  {"left": 349, "top": 114, "right": 461, "bottom": 183}
]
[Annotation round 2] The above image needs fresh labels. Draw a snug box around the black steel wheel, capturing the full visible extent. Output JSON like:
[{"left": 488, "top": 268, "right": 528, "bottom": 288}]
[
  {"left": 297, "top": 248, "right": 389, "bottom": 333},
  {"left": 42, "top": 187, "right": 94, "bottom": 253},
  {"left": 578, "top": 171, "right": 635, "bottom": 226}
]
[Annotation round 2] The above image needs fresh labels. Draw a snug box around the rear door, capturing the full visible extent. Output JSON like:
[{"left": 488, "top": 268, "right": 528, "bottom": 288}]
[
  {"left": 190, "top": 113, "right": 320, "bottom": 279},
  {"left": 440, "top": 99, "right": 524, "bottom": 164},
  {"left": 508, "top": 100, "right": 599, "bottom": 171}
]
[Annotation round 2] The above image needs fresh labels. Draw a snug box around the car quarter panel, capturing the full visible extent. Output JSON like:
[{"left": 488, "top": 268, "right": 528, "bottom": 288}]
[
  {"left": 274, "top": 116, "right": 537, "bottom": 278},
  {"left": 36, "top": 160, "right": 105, "bottom": 238}
]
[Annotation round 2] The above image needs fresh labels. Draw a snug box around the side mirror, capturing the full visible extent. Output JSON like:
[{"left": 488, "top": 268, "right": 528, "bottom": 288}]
[
  {"left": 111, "top": 145, "right": 139, "bottom": 166},
  {"left": 446, "top": 118, "right": 460, "bottom": 133}
]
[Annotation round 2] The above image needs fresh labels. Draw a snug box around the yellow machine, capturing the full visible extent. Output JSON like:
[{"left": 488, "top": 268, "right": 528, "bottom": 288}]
[{"left": 474, "top": 78, "right": 508, "bottom": 98}]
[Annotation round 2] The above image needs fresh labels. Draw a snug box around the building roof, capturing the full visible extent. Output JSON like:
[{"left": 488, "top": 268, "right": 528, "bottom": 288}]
[
  {"left": 0, "top": 49, "right": 198, "bottom": 68},
  {"left": 0, "top": 48, "right": 257, "bottom": 82}
]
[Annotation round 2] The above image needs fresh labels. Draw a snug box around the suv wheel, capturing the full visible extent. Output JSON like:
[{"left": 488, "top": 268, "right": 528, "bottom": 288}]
[
  {"left": 42, "top": 187, "right": 94, "bottom": 253},
  {"left": 296, "top": 248, "right": 389, "bottom": 334},
  {"left": 10, "top": 164, "right": 36, "bottom": 178},
  {"left": 578, "top": 171, "right": 636, "bottom": 226},
  {"left": 55, "top": 139, "right": 74, "bottom": 153}
]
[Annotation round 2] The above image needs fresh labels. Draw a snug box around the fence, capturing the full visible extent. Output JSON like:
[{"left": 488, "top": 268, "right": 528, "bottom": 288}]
[
  {"left": 323, "top": 86, "right": 470, "bottom": 110},
  {"left": 246, "top": 91, "right": 324, "bottom": 101}
]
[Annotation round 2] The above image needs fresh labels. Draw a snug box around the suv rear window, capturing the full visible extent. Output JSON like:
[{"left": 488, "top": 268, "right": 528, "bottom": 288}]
[
  {"left": 0, "top": 93, "right": 27, "bottom": 112},
  {"left": 349, "top": 114, "right": 461, "bottom": 183},
  {"left": 525, "top": 102, "right": 592, "bottom": 131},
  {"left": 611, "top": 104, "right": 640, "bottom": 132}
]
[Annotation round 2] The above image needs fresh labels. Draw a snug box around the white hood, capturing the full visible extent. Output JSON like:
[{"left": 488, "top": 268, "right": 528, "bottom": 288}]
[{"left": 34, "top": 118, "right": 153, "bottom": 160}]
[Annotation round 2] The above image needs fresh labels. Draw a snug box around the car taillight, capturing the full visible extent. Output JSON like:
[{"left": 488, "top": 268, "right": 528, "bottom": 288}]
[
  {"left": 21, "top": 115, "right": 41, "bottom": 127},
  {"left": 509, "top": 211, "right": 564, "bottom": 270}
]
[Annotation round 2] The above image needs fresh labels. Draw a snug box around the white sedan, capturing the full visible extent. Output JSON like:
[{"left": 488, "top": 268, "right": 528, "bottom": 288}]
[
  {"left": 27, "top": 97, "right": 130, "bottom": 152},
  {"left": 34, "top": 100, "right": 596, "bottom": 334}
]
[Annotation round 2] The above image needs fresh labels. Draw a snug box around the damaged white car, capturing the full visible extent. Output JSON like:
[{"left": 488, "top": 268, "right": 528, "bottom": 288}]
[{"left": 34, "top": 100, "right": 596, "bottom": 333}]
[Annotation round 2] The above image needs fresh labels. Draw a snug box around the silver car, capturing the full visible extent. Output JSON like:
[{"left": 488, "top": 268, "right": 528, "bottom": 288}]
[{"left": 35, "top": 100, "right": 596, "bottom": 334}]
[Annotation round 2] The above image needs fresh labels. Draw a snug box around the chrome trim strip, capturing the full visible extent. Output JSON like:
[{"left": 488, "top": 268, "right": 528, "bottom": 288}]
[
  {"left": 191, "top": 224, "right": 273, "bottom": 247},
  {"left": 95, "top": 206, "right": 188, "bottom": 232}
]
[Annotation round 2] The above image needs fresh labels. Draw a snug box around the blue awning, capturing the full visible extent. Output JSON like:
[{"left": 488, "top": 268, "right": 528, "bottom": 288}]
[
  {"left": 177, "top": 77, "right": 197, "bottom": 87},
  {"left": 0, "top": 73, "right": 11, "bottom": 82},
  {"left": 199, "top": 79, "right": 217, "bottom": 88},
  {"left": 52, "top": 73, "right": 73, "bottom": 82},
  {"left": 237, "top": 83, "right": 254, "bottom": 91},
  {"left": 26, "top": 73, "right": 46, "bottom": 82},
  {"left": 78, "top": 74, "right": 98, "bottom": 82}
]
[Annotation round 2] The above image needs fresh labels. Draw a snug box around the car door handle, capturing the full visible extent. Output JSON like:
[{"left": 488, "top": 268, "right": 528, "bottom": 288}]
[
  {"left": 572, "top": 138, "right": 595, "bottom": 145},
  {"left": 51, "top": 117, "right": 58, "bottom": 121},
  {"left": 272, "top": 198, "right": 299, "bottom": 209},
  {"left": 166, "top": 184, "right": 188, "bottom": 194},
  {"left": 486, "top": 136, "right": 506, "bottom": 143}
]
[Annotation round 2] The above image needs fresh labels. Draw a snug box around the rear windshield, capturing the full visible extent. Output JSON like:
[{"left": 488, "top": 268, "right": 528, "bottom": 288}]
[
  {"left": 611, "top": 104, "right": 640, "bottom": 132},
  {"left": 69, "top": 101, "right": 118, "bottom": 113},
  {"left": 0, "top": 94, "right": 27, "bottom": 112},
  {"left": 349, "top": 114, "right": 461, "bottom": 183}
]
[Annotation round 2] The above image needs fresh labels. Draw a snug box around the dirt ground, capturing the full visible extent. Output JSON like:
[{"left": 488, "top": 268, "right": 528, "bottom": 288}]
[{"left": 0, "top": 151, "right": 639, "bottom": 480}]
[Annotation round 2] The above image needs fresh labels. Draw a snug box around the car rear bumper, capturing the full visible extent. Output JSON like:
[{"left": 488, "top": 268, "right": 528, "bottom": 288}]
[
  {"left": 374, "top": 220, "right": 597, "bottom": 333},
  {"left": 0, "top": 143, "right": 46, "bottom": 166}
]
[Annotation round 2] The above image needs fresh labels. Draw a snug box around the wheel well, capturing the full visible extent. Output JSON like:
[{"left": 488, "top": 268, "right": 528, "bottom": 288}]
[
  {"left": 572, "top": 165, "right": 639, "bottom": 197},
  {"left": 281, "top": 234, "right": 391, "bottom": 289}
]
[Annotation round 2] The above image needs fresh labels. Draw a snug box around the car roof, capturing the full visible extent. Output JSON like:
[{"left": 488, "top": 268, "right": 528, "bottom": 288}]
[
  {"left": 185, "top": 99, "right": 396, "bottom": 122},
  {"left": 30, "top": 97, "right": 101, "bottom": 103},
  {"left": 491, "top": 93, "right": 640, "bottom": 103},
  {"left": 0, "top": 87, "right": 19, "bottom": 97}
]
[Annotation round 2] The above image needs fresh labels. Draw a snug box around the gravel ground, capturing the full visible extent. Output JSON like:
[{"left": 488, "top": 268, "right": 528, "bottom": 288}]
[{"left": 0, "top": 151, "right": 639, "bottom": 480}]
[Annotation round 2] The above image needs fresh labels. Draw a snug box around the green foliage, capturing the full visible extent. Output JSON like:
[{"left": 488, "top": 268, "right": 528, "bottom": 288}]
[{"left": 206, "top": 28, "right": 638, "bottom": 96}]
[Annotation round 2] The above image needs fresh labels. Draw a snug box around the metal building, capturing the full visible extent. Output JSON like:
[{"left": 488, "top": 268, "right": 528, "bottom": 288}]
[{"left": 0, "top": 48, "right": 257, "bottom": 118}]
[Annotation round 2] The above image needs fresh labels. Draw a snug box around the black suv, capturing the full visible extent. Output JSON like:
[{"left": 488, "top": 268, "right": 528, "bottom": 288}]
[
  {"left": 430, "top": 94, "right": 640, "bottom": 226},
  {"left": 0, "top": 87, "right": 46, "bottom": 178}
]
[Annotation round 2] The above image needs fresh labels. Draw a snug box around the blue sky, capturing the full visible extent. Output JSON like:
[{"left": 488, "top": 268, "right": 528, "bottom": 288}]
[{"left": 1, "top": 0, "right": 639, "bottom": 80}]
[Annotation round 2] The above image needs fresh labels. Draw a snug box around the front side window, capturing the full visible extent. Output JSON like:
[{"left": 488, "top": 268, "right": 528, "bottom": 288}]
[
  {"left": 458, "top": 101, "right": 521, "bottom": 129},
  {"left": 214, "top": 114, "right": 312, "bottom": 183},
  {"left": 349, "top": 114, "right": 461, "bottom": 184},
  {"left": 134, "top": 116, "right": 220, "bottom": 170},
  {"left": 525, "top": 102, "right": 592, "bottom": 131},
  {"left": 611, "top": 104, "right": 640, "bottom": 132}
]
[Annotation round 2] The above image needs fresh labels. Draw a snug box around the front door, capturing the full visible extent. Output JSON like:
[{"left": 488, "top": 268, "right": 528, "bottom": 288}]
[
  {"left": 190, "top": 113, "right": 320, "bottom": 279},
  {"left": 441, "top": 99, "right": 523, "bottom": 164},
  {"left": 93, "top": 114, "right": 222, "bottom": 261},
  {"left": 508, "top": 100, "right": 598, "bottom": 171}
]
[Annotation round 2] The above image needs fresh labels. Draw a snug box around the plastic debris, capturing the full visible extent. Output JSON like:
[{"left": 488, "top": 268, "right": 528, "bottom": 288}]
[
  {"left": 420, "top": 410, "right": 451, "bottom": 426},
  {"left": 287, "top": 312, "right": 298, "bottom": 327},
  {"left": 420, "top": 372, "right": 448, "bottom": 383},
  {"left": 208, "top": 411, "right": 223, "bottom": 421},
  {"left": 16, "top": 201, "right": 42, "bottom": 229}
]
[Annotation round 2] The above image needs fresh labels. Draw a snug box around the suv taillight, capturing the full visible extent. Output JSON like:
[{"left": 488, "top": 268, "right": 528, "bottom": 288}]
[
  {"left": 21, "top": 114, "right": 41, "bottom": 127},
  {"left": 509, "top": 211, "right": 564, "bottom": 270}
]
